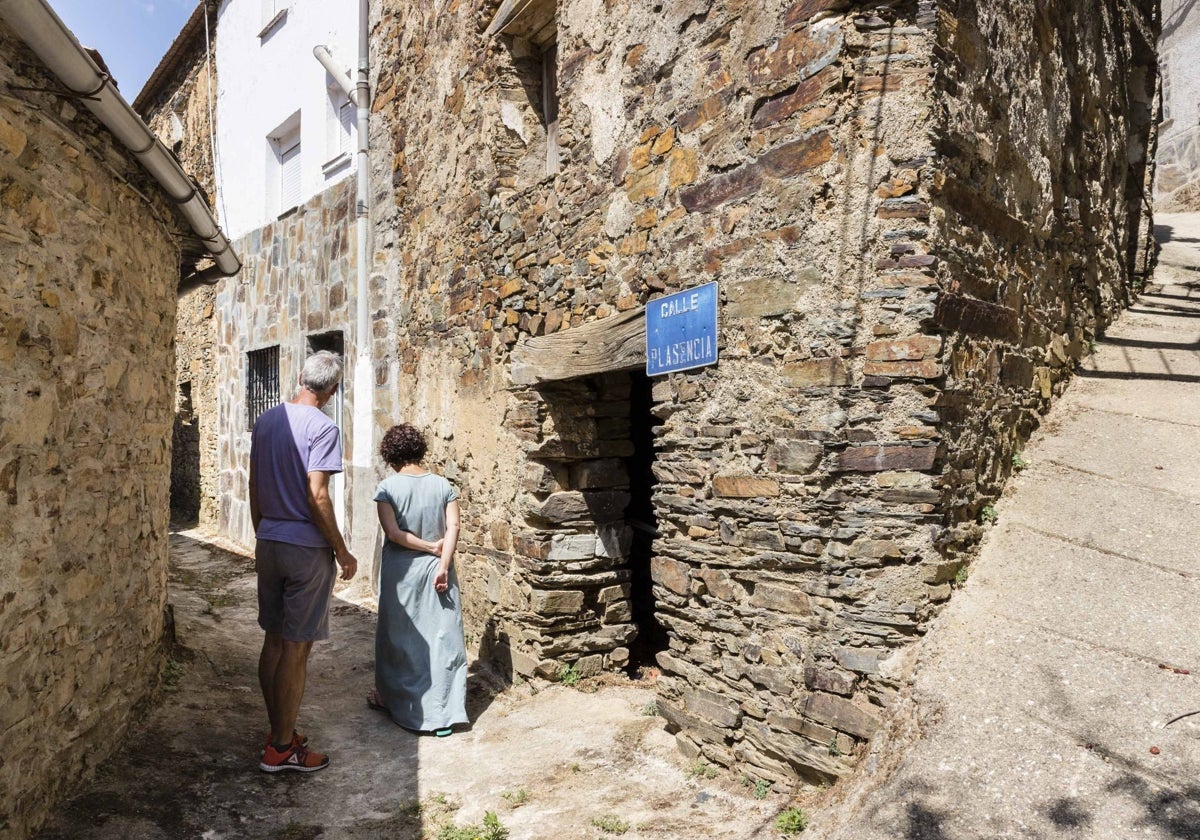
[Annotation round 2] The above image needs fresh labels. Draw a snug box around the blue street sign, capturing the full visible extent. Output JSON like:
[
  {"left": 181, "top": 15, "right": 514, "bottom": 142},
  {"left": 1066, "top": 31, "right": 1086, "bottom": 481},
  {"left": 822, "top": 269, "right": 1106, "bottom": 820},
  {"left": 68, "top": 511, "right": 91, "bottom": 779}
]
[{"left": 646, "top": 282, "right": 719, "bottom": 376}]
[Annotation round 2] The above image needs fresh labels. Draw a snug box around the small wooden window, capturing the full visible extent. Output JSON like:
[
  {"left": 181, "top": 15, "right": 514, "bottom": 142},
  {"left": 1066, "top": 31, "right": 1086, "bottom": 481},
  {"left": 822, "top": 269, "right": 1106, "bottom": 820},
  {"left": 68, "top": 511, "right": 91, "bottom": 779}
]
[
  {"left": 305, "top": 332, "right": 344, "bottom": 425},
  {"left": 338, "top": 100, "right": 354, "bottom": 155}
]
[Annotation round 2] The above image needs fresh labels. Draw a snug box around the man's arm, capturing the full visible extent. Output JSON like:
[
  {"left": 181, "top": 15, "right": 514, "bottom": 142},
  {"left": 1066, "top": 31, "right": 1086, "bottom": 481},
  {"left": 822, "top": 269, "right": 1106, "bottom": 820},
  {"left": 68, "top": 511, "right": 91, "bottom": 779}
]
[
  {"left": 307, "top": 470, "right": 357, "bottom": 580},
  {"left": 249, "top": 457, "right": 261, "bottom": 533}
]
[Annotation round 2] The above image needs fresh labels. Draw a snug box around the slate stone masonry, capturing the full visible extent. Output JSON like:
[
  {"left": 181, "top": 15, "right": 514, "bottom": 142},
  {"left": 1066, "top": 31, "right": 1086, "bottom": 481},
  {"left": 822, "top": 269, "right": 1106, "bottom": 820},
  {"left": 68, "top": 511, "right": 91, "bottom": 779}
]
[{"left": 366, "top": 0, "right": 1158, "bottom": 785}]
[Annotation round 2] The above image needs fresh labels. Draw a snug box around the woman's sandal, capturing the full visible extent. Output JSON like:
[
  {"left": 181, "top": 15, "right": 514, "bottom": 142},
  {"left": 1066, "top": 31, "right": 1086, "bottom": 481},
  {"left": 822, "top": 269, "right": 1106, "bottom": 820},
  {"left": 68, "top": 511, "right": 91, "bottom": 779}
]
[
  {"left": 433, "top": 727, "right": 453, "bottom": 738},
  {"left": 366, "top": 688, "right": 387, "bottom": 712}
]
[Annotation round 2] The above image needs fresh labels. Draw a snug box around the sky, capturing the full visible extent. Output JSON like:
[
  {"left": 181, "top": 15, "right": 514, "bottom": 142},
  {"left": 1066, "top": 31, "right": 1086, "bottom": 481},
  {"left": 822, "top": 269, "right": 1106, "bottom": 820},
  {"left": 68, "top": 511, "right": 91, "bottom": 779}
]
[{"left": 50, "top": 0, "right": 198, "bottom": 100}]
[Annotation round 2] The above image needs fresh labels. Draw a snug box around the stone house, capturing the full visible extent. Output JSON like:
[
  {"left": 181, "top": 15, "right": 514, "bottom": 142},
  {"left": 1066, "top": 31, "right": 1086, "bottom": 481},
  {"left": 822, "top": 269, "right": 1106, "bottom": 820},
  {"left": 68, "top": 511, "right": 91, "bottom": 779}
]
[
  {"left": 1157, "top": 0, "right": 1200, "bottom": 210},
  {"left": 366, "top": 0, "right": 1158, "bottom": 784},
  {"left": 209, "top": 0, "right": 387, "bottom": 559},
  {"left": 149, "top": 0, "right": 1159, "bottom": 786},
  {"left": 0, "top": 0, "right": 237, "bottom": 835}
]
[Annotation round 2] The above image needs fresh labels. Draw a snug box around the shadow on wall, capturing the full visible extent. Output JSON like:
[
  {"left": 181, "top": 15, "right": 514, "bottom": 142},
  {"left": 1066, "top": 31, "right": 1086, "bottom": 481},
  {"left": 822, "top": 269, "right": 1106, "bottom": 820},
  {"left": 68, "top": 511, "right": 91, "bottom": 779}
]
[
  {"left": 834, "top": 19, "right": 896, "bottom": 303},
  {"left": 170, "top": 411, "right": 201, "bottom": 526},
  {"left": 1162, "top": 0, "right": 1199, "bottom": 40}
]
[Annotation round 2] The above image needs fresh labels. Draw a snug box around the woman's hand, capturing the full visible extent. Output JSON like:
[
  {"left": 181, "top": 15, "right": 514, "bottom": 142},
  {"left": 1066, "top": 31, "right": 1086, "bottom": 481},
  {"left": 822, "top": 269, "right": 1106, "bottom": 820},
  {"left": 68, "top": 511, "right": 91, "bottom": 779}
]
[
  {"left": 433, "top": 567, "right": 449, "bottom": 594},
  {"left": 427, "top": 537, "right": 445, "bottom": 557}
]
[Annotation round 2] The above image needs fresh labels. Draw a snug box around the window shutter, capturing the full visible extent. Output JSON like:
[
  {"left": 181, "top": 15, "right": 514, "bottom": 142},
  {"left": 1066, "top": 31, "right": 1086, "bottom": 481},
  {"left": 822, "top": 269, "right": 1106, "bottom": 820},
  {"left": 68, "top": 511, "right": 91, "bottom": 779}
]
[
  {"left": 339, "top": 101, "right": 355, "bottom": 155},
  {"left": 280, "top": 141, "right": 301, "bottom": 209}
]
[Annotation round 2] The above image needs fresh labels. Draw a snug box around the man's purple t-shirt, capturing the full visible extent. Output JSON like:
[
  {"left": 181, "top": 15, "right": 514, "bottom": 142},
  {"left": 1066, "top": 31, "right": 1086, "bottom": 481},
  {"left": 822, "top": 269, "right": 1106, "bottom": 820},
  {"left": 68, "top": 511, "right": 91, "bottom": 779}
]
[{"left": 250, "top": 402, "right": 342, "bottom": 548}]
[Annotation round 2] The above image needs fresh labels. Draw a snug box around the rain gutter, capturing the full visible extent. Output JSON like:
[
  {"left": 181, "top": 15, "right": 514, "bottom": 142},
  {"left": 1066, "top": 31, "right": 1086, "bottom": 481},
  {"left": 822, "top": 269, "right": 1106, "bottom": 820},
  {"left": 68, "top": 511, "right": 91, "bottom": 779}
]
[{"left": 0, "top": 0, "right": 241, "bottom": 286}]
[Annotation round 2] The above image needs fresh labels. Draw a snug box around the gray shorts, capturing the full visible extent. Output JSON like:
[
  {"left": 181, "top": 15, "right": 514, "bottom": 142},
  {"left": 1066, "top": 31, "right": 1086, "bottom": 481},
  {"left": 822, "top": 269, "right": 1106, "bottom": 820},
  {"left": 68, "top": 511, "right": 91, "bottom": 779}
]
[{"left": 256, "top": 539, "right": 337, "bottom": 642}]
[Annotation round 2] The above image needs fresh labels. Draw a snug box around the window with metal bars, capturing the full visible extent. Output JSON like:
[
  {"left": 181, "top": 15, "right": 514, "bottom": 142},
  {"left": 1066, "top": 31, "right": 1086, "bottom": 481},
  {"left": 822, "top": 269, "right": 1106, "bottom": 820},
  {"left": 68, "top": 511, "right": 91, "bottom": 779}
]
[{"left": 247, "top": 345, "right": 280, "bottom": 430}]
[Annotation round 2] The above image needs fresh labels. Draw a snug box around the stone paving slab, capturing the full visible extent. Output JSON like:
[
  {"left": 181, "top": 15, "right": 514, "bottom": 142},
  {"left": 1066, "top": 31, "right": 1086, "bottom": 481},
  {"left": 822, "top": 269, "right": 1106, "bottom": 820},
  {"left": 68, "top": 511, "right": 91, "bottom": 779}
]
[
  {"left": 1002, "top": 463, "right": 1200, "bottom": 578},
  {"left": 967, "top": 523, "right": 1200, "bottom": 667},
  {"left": 1066, "top": 377, "right": 1200, "bottom": 428},
  {"left": 818, "top": 615, "right": 1200, "bottom": 840},
  {"left": 1027, "top": 409, "right": 1200, "bottom": 499}
]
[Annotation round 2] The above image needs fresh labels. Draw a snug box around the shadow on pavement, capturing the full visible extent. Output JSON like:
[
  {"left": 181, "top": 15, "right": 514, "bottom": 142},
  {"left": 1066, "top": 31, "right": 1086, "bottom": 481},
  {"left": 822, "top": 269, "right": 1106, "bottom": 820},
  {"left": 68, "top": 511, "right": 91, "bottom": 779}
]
[{"left": 33, "top": 531, "right": 430, "bottom": 840}]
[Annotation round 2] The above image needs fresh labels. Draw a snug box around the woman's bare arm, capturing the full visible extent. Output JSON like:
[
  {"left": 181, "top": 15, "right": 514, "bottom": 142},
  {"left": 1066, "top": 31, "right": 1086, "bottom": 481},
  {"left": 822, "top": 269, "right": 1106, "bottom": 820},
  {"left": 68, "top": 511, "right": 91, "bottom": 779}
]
[{"left": 433, "top": 499, "right": 461, "bottom": 593}]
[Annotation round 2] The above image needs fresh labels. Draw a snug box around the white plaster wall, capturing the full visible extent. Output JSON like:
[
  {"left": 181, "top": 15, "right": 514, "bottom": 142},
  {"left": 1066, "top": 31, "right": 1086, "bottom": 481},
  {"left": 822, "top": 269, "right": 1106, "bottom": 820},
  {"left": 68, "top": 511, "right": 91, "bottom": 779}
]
[
  {"left": 216, "top": 0, "right": 359, "bottom": 238},
  {"left": 1162, "top": 1, "right": 1200, "bottom": 130},
  {"left": 1157, "top": 0, "right": 1200, "bottom": 209}
]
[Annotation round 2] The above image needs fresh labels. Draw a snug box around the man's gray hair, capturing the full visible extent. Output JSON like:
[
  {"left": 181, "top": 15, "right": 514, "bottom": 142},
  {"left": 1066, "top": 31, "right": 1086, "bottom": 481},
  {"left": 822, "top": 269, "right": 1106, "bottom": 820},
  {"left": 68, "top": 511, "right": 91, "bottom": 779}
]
[{"left": 300, "top": 350, "right": 343, "bottom": 395}]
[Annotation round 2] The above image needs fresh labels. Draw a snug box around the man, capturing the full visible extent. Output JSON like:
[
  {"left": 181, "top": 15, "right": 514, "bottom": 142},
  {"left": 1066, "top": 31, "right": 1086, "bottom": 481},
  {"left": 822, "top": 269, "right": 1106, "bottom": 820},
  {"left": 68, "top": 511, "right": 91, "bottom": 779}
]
[{"left": 249, "top": 350, "right": 357, "bottom": 772}]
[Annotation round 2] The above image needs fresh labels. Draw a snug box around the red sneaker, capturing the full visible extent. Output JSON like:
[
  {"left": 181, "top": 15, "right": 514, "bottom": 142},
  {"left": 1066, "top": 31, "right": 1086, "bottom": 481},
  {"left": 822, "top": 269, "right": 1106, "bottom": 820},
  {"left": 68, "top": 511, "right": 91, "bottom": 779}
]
[
  {"left": 259, "top": 743, "right": 329, "bottom": 773},
  {"left": 261, "top": 730, "right": 307, "bottom": 754}
]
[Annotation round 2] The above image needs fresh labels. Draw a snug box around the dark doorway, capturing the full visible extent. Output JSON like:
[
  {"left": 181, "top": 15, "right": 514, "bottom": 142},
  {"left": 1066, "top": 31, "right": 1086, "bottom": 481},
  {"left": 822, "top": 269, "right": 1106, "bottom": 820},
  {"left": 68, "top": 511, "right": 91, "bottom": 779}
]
[{"left": 624, "top": 369, "right": 667, "bottom": 669}]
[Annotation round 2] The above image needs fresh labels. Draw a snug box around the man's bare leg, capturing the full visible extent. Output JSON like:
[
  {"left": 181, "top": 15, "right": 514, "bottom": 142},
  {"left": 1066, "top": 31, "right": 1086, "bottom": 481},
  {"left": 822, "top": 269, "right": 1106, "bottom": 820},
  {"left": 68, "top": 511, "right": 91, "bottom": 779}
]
[
  {"left": 259, "top": 632, "right": 283, "bottom": 736},
  {"left": 270, "top": 639, "right": 313, "bottom": 747}
]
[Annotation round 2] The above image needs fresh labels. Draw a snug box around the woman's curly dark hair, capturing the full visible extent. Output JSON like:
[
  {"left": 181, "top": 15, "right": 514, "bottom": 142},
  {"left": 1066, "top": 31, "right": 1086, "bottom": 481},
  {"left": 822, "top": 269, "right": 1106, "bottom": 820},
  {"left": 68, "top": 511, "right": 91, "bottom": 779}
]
[{"left": 380, "top": 423, "right": 427, "bottom": 467}]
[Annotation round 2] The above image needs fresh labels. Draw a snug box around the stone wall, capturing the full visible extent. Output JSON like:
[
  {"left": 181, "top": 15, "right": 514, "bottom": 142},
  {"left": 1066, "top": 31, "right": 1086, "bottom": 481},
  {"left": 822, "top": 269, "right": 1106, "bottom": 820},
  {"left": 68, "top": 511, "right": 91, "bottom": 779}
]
[
  {"left": 930, "top": 0, "right": 1159, "bottom": 549},
  {"left": 138, "top": 14, "right": 222, "bottom": 527},
  {"left": 370, "top": 0, "right": 952, "bottom": 784},
  {"left": 368, "top": 0, "right": 1158, "bottom": 787},
  {"left": 1158, "top": 0, "right": 1200, "bottom": 211},
  {"left": 0, "top": 25, "right": 180, "bottom": 838},
  {"left": 170, "top": 287, "right": 218, "bottom": 525}
]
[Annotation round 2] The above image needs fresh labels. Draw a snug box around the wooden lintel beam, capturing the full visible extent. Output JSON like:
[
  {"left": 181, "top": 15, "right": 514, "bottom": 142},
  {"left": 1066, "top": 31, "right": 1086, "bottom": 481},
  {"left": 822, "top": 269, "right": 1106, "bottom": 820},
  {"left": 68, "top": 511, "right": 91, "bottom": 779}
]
[
  {"left": 510, "top": 306, "right": 646, "bottom": 386},
  {"left": 484, "top": 0, "right": 556, "bottom": 40}
]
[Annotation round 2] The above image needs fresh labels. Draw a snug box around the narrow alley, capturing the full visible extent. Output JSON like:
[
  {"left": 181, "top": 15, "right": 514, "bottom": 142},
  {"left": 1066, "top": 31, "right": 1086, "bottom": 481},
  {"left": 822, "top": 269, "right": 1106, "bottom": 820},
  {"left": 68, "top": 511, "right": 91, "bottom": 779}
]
[
  {"left": 31, "top": 531, "right": 782, "bottom": 840},
  {"left": 33, "top": 219, "right": 1200, "bottom": 840},
  {"left": 3, "top": 1, "right": 1191, "bottom": 837}
]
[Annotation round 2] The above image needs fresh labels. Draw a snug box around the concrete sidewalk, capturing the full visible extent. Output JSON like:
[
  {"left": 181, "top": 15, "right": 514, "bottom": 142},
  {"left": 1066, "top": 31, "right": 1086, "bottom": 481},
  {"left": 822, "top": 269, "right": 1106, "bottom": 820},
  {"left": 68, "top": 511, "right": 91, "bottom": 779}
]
[{"left": 812, "top": 213, "right": 1200, "bottom": 839}]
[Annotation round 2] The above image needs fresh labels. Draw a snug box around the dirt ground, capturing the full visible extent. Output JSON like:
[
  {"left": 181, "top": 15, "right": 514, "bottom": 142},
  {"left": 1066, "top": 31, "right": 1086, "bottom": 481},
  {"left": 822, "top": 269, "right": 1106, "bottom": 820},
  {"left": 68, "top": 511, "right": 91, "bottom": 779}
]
[{"left": 32, "top": 529, "right": 808, "bottom": 840}]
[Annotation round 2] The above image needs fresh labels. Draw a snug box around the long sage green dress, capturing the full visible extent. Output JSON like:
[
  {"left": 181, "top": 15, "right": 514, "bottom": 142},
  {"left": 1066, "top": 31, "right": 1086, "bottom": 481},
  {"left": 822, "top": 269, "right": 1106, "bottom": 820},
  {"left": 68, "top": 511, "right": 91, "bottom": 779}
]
[{"left": 373, "top": 472, "right": 467, "bottom": 731}]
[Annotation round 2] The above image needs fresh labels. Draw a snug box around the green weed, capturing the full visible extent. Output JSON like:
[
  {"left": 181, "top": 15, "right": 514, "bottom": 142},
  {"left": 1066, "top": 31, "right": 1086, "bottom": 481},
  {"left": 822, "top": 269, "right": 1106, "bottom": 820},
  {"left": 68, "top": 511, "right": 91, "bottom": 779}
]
[
  {"left": 776, "top": 807, "right": 809, "bottom": 835},
  {"left": 954, "top": 565, "right": 970, "bottom": 587},
  {"left": 590, "top": 814, "right": 630, "bottom": 835},
  {"left": 1011, "top": 452, "right": 1029, "bottom": 471},
  {"left": 162, "top": 658, "right": 183, "bottom": 691},
  {"left": 558, "top": 663, "right": 581, "bottom": 686},
  {"left": 741, "top": 773, "right": 774, "bottom": 799},
  {"left": 641, "top": 699, "right": 659, "bottom": 716},
  {"left": 501, "top": 788, "right": 529, "bottom": 808},
  {"left": 435, "top": 811, "right": 508, "bottom": 840},
  {"left": 979, "top": 504, "right": 998, "bottom": 525},
  {"left": 686, "top": 760, "right": 718, "bottom": 780}
]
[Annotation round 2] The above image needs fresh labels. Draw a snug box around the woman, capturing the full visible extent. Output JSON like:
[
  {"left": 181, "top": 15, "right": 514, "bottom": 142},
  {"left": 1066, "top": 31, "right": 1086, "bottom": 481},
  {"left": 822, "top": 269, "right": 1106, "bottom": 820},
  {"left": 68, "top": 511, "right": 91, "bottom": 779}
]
[{"left": 368, "top": 423, "right": 467, "bottom": 736}]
